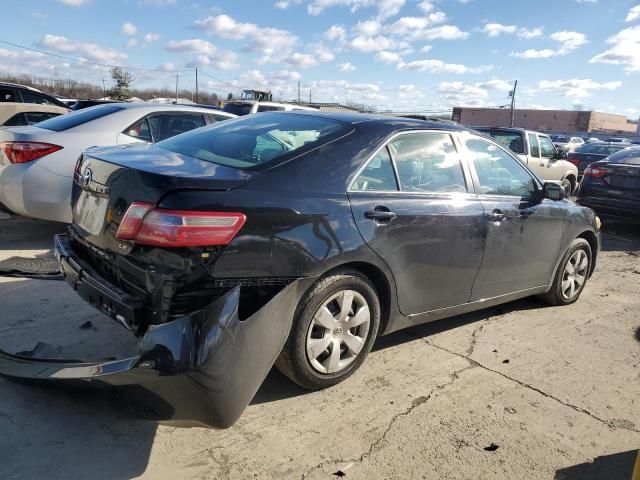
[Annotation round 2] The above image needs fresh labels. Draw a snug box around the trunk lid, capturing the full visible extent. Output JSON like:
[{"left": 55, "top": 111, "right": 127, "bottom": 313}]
[
  {"left": 589, "top": 161, "right": 640, "bottom": 200},
  {"left": 72, "top": 143, "right": 251, "bottom": 253}
]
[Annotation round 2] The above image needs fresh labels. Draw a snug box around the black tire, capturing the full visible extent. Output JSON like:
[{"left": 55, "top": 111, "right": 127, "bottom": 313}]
[
  {"left": 539, "top": 238, "right": 592, "bottom": 306},
  {"left": 275, "top": 268, "right": 381, "bottom": 390},
  {"left": 562, "top": 178, "right": 573, "bottom": 197}
]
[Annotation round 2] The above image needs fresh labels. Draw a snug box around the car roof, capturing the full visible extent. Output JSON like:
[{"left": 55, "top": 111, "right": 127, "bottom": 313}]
[
  {"left": 99, "top": 102, "right": 236, "bottom": 116},
  {"left": 276, "top": 110, "right": 469, "bottom": 131},
  {"left": 0, "top": 82, "right": 42, "bottom": 93},
  {"left": 471, "top": 126, "right": 550, "bottom": 136}
]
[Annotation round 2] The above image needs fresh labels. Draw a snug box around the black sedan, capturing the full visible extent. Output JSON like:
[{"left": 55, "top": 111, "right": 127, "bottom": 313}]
[
  {"left": 577, "top": 146, "right": 640, "bottom": 222},
  {"left": 0, "top": 112, "right": 601, "bottom": 428},
  {"left": 568, "top": 142, "right": 630, "bottom": 179}
]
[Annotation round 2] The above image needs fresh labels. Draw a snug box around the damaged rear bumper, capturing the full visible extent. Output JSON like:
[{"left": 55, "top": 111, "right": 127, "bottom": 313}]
[{"left": 0, "top": 234, "right": 312, "bottom": 428}]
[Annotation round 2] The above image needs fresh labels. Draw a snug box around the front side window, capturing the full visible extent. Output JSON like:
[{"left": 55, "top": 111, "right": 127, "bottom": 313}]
[
  {"left": 539, "top": 136, "right": 556, "bottom": 158},
  {"left": 351, "top": 147, "right": 398, "bottom": 192},
  {"left": 20, "top": 91, "right": 55, "bottom": 106},
  {"left": 390, "top": 132, "right": 467, "bottom": 193},
  {"left": 528, "top": 133, "right": 540, "bottom": 157},
  {"left": 465, "top": 136, "right": 536, "bottom": 197},
  {"left": 156, "top": 112, "right": 349, "bottom": 169}
]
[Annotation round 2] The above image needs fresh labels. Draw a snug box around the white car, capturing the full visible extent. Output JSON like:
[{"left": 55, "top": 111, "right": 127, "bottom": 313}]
[
  {"left": 222, "top": 101, "right": 316, "bottom": 116},
  {"left": 0, "top": 103, "right": 235, "bottom": 223}
]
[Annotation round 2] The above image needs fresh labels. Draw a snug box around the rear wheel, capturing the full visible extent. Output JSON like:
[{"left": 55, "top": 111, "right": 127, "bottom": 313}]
[
  {"left": 275, "top": 269, "right": 380, "bottom": 390},
  {"left": 540, "top": 238, "right": 592, "bottom": 306}
]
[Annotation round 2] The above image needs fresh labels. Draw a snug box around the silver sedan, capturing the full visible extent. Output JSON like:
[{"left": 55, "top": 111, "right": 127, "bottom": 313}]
[{"left": 0, "top": 103, "right": 235, "bottom": 223}]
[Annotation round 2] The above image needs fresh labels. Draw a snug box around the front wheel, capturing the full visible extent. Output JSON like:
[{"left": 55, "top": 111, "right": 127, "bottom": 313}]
[
  {"left": 275, "top": 269, "right": 381, "bottom": 390},
  {"left": 562, "top": 178, "right": 573, "bottom": 197},
  {"left": 540, "top": 238, "right": 592, "bottom": 306}
]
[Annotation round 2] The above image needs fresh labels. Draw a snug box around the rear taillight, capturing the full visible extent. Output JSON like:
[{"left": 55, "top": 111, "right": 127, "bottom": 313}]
[
  {"left": 0, "top": 142, "right": 63, "bottom": 164},
  {"left": 116, "top": 202, "right": 246, "bottom": 247},
  {"left": 584, "top": 165, "right": 607, "bottom": 178}
]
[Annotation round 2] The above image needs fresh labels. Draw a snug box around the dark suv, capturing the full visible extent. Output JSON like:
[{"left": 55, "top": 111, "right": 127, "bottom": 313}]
[{"left": 0, "top": 82, "right": 69, "bottom": 109}]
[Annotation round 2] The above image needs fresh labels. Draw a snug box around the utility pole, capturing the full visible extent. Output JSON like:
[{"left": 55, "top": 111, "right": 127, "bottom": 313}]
[
  {"left": 309, "top": 89, "right": 311, "bottom": 103},
  {"left": 297, "top": 81, "right": 301, "bottom": 104},
  {"left": 195, "top": 69, "right": 199, "bottom": 104},
  {"left": 102, "top": 78, "right": 106, "bottom": 98},
  {"left": 510, "top": 80, "right": 518, "bottom": 127},
  {"left": 175, "top": 73, "right": 179, "bottom": 103}
]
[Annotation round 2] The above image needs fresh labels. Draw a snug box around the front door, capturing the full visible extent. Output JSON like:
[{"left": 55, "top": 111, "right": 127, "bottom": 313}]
[
  {"left": 460, "top": 134, "right": 565, "bottom": 300},
  {"left": 348, "top": 131, "right": 486, "bottom": 315}
]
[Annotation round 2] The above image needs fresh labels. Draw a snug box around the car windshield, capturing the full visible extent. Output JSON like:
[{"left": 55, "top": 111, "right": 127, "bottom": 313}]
[
  {"left": 606, "top": 147, "right": 640, "bottom": 165},
  {"left": 574, "top": 144, "right": 627, "bottom": 155},
  {"left": 156, "top": 113, "right": 350, "bottom": 169},
  {"left": 36, "top": 104, "right": 126, "bottom": 131},
  {"left": 222, "top": 103, "right": 253, "bottom": 116},
  {"left": 477, "top": 130, "right": 525, "bottom": 154}
]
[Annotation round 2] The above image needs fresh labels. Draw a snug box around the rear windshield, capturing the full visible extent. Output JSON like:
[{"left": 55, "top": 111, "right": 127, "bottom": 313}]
[
  {"left": 606, "top": 148, "right": 640, "bottom": 165},
  {"left": 476, "top": 129, "right": 525, "bottom": 154},
  {"left": 37, "top": 104, "right": 126, "bottom": 131},
  {"left": 222, "top": 103, "right": 252, "bottom": 116},
  {"left": 156, "top": 113, "right": 349, "bottom": 169},
  {"left": 574, "top": 144, "right": 627, "bottom": 155}
]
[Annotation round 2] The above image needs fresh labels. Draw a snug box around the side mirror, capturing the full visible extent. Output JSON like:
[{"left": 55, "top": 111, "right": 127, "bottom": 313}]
[
  {"left": 555, "top": 150, "right": 568, "bottom": 160},
  {"left": 543, "top": 182, "right": 565, "bottom": 201}
]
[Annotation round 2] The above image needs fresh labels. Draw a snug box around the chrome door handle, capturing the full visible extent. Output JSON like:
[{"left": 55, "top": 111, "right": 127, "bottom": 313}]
[{"left": 488, "top": 210, "right": 506, "bottom": 222}]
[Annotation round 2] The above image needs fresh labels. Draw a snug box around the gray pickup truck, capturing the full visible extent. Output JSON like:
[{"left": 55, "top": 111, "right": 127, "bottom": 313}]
[{"left": 473, "top": 127, "right": 579, "bottom": 195}]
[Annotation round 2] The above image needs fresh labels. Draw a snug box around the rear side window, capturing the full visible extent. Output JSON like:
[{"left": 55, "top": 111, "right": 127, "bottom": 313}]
[
  {"left": 390, "top": 132, "right": 467, "bottom": 193},
  {"left": 206, "top": 113, "right": 232, "bottom": 123},
  {"left": 0, "top": 88, "right": 17, "bottom": 102},
  {"left": 20, "top": 91, "right": 56, "bottom": 106},
  {"left": 606, "top": 148, "right": 640, "bottom": 165},
  {"left": 222, "top": 103, "right": 252, "bottom": 116},
  {"left": 25, "top": 112, "right": 61, "bottom": 124},
  {"left": 528, "top": 134, "right": 540, "bottom": 157},
  {"left": 478, "top": 130, "right": 525, "bottom": 154},
  {"left": 351, "top": 147, "right": 398, "bottom": 192},
  {"left": 37, "top": 104, "right": 126, "bottom": 131},
  {"left": 3, "top": 113, "right": 27, "bottom": 126},
  {"left": 257, "top": 105, "right": 284, "bottom": 112},
  {"left": 156, "top": 113, "right": 349, "bottom": 169}
]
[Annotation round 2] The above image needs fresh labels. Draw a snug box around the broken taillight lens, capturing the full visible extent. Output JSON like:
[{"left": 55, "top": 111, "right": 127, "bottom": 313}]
[
  {"left": 116, "top": 202, "right": 246, "bottom": 247},
  {"left": 0, "top": 142, "right": 63, "bottom": 164}
]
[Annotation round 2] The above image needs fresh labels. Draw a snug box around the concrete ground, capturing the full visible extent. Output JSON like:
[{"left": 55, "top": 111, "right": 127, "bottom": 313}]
[{"left": 0, "top": 213, "right": 638, "bottom": 480}]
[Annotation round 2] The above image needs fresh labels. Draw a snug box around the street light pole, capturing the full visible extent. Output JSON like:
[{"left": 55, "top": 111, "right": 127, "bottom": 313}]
[{"left": 510, "top": 80, "right": 518, "bottom": 127}]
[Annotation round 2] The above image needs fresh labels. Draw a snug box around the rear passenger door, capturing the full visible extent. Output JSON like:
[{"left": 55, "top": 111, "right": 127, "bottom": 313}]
[{"left": 348, "top": 131, "right": 486, "bottom": 315}]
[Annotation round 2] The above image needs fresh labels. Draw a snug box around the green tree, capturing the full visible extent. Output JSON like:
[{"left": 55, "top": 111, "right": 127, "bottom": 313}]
[{"left": 107, "top": 67, "right": 134, "bottom": 100}]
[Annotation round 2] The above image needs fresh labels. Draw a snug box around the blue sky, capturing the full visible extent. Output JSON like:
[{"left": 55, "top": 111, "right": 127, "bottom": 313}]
[{"left": 3, "top": 0, "right": 640, "bottom": 116}]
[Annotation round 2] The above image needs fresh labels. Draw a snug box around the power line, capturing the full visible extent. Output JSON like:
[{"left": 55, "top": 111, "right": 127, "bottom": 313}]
[
  {"left": 0, "top": 39, "right": 193, "bottom": 72},
  {"left": 197, "top": 70, "right": 246, "bottom": 92}
]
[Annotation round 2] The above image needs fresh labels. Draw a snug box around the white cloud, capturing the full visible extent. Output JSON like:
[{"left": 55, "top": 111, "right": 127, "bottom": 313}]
[
  {"left": 194, "top": 14, "right": 298, "bottom": 62},
  {"left": 57, "top": 0, "right": 90, "bottom": 5},
  {"left": 537, "top": 78, "right": 622, "bottom": 98},
  {"left": 410, "top": 24, "right": 469, "bottom": 41},
  {"left": 165, "top": 39, "right": 238, "bottom": 70},
  {"left": 397, "top": 59, "right": 484, "bottom": 74},
  {"left": 347, "top": 34, "right": 407, "bottom": 52},
  {"left": 375, "top": 50, "right": 403, "bottom": 63},
  {"left": 627, "top": 5, "right": 640, "bottom": 22},
  {"left": 305, "top": 0, "right": 406, "bottom": 19},
  {"left": 284, "top": 52, "right": 318, "bottom": 68},
  {"left": 590, "top": 26, "right": 640, "bottom": 71},
  {"left": 143, "top": 33, "right": 160, "bottom": 44},
  {"left": 417, "top": 1, "right": 434, "bottom": 12},
  {"left": 354, "top": 19, "right": 382, "bottom": 36},
  {"left": 433, "top": 79, "right": 516, "bottom": 106},
  {"left": 481, "top": 22, "right": 543, "bottom": 39},
  {"left": 511, "top": 30, "right": 587, "bottom": 58},
  {"left": 475, "top": 79, "right": 514, "bottom": 91},
  {"left": 122, "top": 22, "right": 137, "bottom": 36},
  {"left": 338, "top": 62, "right": 356, "bottom": 71},
  {"left": 324, "top": 25, "right": 347, "bottom": 42},
  {"left": 40, "top": 34, "right": 127, "bottom": 64},
  {"left": 125, "top": 38, "right": 138, "bottom": 48},
  {"left": 420, "top": 45, "right": 432, "bottom": 53}
]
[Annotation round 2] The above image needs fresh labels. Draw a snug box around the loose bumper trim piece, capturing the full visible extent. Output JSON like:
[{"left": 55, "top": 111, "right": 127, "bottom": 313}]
[{"left": 0, "top": 234, "right": 312, "bottom": 428}]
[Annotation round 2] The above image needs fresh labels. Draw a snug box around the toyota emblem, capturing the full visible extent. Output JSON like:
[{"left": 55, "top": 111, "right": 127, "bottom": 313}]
[{"left": 82, "top": 167, "right": 92, "bottom": 187}]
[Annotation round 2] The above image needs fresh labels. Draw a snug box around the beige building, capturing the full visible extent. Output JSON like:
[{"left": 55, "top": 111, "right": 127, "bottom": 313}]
[{"left": 452, "top": 107, "right": 638, "bottom": 134}]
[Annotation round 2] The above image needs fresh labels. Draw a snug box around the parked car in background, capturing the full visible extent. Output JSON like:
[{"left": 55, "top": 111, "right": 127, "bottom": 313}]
[
  {"left": 567, "top": 142, "right": 630, "bottom": 179},
  {"left": 71, "top": 99, "right": 121, "bottom": 110},
  {"left": 606, "top": 137, "right": 629, "bottom": 143},
  {"left": 222, "top": 100, "right": 316, "bottom": 116},
  {"left": 0, "top": 103, "right": 236, "bottom": 223},
  {"left": 473, "top": 127, "right": 579, "bottom": 195},
  {"left": 0, "top": 103, "right": 68, "bottom": 127},
  {"left": 0, "top": 82, "right": 69, "bottom": 109},
  {"left": 551, "top": 135, "right": 585, "bottom": 152},
  {"left": 0, "top": 112, "right": 600, "bottom": 428},
  {"left": 585, "top": 137, "right": 603, "bottom": 143},
  {"left": 53, "top": 95, "right": 78, "bottom": 108},
  {"left": 577, "top": 146, "right": 640, "bottom": 222}
]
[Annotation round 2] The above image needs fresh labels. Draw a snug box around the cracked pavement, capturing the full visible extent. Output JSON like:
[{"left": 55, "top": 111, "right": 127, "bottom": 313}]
[{"left": 0, "top": 216, "right": 639, "bottom": 480}]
